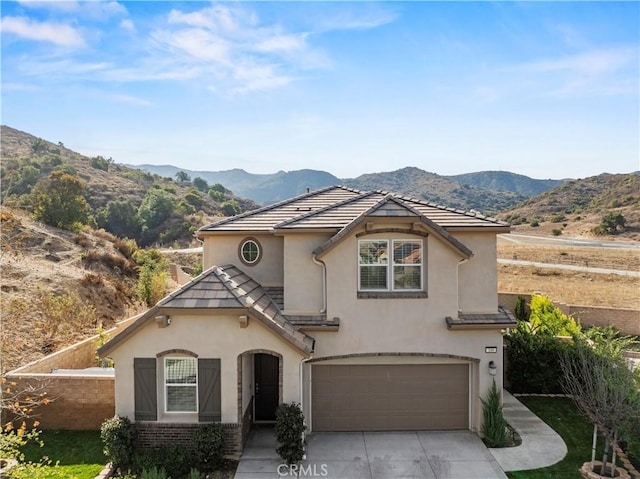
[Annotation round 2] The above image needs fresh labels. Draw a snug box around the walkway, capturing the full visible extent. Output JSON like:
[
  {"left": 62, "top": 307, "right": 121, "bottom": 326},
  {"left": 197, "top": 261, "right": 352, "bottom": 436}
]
[{"left": 488, "top": 391, "right": 567, "bottom": 471}]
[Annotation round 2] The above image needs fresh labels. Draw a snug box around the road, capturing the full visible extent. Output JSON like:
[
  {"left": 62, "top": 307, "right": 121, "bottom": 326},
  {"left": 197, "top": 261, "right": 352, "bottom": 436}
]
[
  {"left": 498, "top": 233, "right": 640, "bottom": 250},
  {"left": 498, "top": 258, "right": 640, "bottom": 277}
]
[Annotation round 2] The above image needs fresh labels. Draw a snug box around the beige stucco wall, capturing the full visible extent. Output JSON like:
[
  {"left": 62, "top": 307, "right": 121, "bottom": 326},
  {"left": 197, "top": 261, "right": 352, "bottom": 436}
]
[
  {"left": 202, "top": 234, "right": 284, "bottom": 286},
  {"left": 109, "top": 312, "right": 305, "bottom": 424},
  {"left": 455, "top": 232, "right": 498, "bottom": 313},
  {"left": 283, "top": 234, "right": 329, "bottom": 314},
  {"left": 300, "top": 224, "right": 504, "bottom": 432}
]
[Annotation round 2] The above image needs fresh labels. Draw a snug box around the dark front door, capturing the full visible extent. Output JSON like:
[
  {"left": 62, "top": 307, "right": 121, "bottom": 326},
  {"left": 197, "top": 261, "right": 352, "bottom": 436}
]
[{"left": 254, "top": 353, "right": 279, "bottom": 421}]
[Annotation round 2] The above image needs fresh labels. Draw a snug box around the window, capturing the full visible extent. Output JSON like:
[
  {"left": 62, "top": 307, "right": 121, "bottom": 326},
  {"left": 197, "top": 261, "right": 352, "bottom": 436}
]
[
  {"left": 164, "top": 357, "right": 197, "bottom": 412},
  {"left": 134, "top": 357, "right": 221, "bottom": 422},
  {"left": 358, "top": 239, "right": 422, "bottom": 292},
  {"left": 239, "top": 238, "right": 261, "bottom": 265}
]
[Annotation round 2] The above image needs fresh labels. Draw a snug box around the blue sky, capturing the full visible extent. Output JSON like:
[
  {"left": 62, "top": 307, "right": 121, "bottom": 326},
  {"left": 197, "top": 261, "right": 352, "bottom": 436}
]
[{"left": 2, "top": 1, "right": 638, "bottom": 180}]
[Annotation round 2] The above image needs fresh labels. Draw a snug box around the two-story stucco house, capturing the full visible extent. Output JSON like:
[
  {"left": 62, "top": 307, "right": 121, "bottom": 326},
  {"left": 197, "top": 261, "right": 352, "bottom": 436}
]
[{"left": 98, "top": 185, "right": 516, "bottom": 456}]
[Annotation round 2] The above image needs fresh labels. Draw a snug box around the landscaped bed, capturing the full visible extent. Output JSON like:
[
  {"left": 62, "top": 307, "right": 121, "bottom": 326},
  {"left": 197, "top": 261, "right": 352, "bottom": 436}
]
[{"left": 507, "top": 396, "right": 624, "bottom": 479}]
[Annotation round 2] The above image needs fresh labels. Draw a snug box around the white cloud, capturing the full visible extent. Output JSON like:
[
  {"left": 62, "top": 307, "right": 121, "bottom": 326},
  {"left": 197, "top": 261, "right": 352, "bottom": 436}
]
[
  {"left": 120, "top": 19, "right": 135, "bottom": 32},
  {"left": 168, "top": 5, "right": 240, "bottom": 31},
  {"left": 523, "top": 47, "right": 636, "bottom": 76},
  {"left": 255, "top": 33, "right": 307, "bottom": 53},
  {"left": 110, "top": 94, "right": 153, "bottom": 107},
  {"left": 312, "top": 5, "right": 399, "bottom": 32},
  {"left": 1, "top": 16, "right": 85, "bottom": 47},
  {"left": 151, "top": 28, "right": 229, "bottom": 63}
]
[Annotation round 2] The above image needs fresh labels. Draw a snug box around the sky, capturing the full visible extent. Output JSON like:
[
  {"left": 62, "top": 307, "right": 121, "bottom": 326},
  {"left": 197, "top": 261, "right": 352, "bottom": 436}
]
[{"left": 1, "top": 1, "right": 638, "bottom": 180}]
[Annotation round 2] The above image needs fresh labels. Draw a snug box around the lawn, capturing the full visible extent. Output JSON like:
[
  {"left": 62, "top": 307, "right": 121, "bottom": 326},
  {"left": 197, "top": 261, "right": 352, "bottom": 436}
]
[
  {"left": 507, "top": 396, "right": 604, "bottom": 479},
  {"left": 16, "top": 429, "right": 106, "bottom": 479}
]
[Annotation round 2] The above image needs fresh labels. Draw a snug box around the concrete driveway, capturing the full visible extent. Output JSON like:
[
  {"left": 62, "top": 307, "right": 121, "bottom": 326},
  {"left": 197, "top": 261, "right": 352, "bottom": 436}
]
[{"left": 234, "top": 429, "right": 507, "bottom": 479}]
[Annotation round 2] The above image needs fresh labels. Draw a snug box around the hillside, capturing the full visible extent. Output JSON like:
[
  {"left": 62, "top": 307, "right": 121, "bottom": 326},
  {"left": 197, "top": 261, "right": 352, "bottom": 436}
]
[
  {"left": 1, "top": 125, "right": 258, "bottom": 246},
  {"left": 139, "top": 164, "right": 531, "bottom": 215},
  {"left": 0, "top": 209, "right": 151, "bottom": 372},
  {"left": 343, "top": 167, "right": 527, "bottom": 216},
  {"left": 447, "top": 171, "right": 565, "bottom": 197},
  {"left": 498, "top": 173, "right": 640, "bottom": 240},
  {"left": 133, "top": 164, "right": 341, "bottom": 205}
]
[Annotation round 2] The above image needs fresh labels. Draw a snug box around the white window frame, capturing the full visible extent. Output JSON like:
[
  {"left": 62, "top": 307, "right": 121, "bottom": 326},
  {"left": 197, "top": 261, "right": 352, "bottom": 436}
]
[
  {"left": 164, "top": 357, "right": 198, "bottom": 413},
  {"left": 358, "top": 238, "right": 423, "bottom": 292},
  {"left": 240, "top": 238, "right": 261, "bottom": 265},
  {"left": 391, "top": 239, "right": 423, "bottom": 291}
]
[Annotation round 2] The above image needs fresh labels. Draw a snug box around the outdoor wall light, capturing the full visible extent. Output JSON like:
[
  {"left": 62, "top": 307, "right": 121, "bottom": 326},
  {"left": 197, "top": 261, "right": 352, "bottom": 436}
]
[
  {"left": 488, "top": 360, "right": 497, "bottom": 376},
  {"left": 155, "top": 315, "right": 171, "bottom": 328}
]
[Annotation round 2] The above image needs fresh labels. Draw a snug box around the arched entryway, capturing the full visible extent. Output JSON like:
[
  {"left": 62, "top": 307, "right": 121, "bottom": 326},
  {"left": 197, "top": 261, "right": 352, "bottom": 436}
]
[{"left": 237, "top": 350, "right": 283, "bottom": 424}]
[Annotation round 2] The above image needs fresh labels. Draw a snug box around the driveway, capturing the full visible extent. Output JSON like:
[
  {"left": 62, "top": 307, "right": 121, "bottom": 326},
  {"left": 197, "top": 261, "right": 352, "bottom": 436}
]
[{"left": 234, "top": 429, "right": 507, "bottom": 479}]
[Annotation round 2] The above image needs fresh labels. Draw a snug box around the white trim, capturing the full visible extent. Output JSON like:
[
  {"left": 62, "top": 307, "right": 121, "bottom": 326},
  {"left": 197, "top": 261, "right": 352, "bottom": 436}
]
[
  {"left": 163, "top": 356, "right": 198, "bottom": 413},
  {"left": 358, "top": 238, "right": 424, "bottom": 292}
]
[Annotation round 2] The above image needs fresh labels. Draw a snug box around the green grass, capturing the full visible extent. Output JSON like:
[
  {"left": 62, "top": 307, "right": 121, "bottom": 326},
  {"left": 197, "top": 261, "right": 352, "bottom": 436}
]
[
  {"left": 507, "top": 396, "right": 603, "bottom": 479},
  {"left": 18, "top": 429, "right": 106, "bottom": 479}
]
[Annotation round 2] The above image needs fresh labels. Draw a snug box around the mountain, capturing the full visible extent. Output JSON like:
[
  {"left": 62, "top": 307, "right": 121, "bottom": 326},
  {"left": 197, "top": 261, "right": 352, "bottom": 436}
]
[
  {"left": 0, "top": 125, "right": 259, "bottom": 246},
  {"left": 132, "top": 164, "right": 341, "bottom": 204},
  {"left": 497, "top": 172, "right": 640, "bottom": 239},
  {"left": 343, "top": 167, "right": 527, "bottom": 216},
  {"left": 136, "top": 164, "right": 536, "bottom": 216},
  {"left": 447, "top": 171, "right": 565, "bottom": 197}
]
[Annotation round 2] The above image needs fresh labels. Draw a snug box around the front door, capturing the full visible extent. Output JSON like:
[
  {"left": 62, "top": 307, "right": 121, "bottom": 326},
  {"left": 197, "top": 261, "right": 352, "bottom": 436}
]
[{"left": 254, "top": 353, "right": 279, "bottom": 421}]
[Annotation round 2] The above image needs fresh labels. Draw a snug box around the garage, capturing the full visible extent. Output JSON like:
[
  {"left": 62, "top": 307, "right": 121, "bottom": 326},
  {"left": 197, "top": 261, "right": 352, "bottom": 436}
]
[{"left": 311, "top": 363, "right": 469, "bottom": 431}]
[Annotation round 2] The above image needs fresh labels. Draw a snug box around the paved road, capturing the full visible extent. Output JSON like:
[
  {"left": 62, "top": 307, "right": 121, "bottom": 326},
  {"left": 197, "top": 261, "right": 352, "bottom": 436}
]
[
  {"left": 498, "top": 258, "right": 640, "bottom": 277},
  {"left": 499, "top": 233, "right": 640, "bottom": 250}
]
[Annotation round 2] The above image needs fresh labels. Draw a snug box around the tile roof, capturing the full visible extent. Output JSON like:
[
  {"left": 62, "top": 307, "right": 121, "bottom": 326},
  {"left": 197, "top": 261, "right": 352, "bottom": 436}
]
[
  {"left": 198, "top": 185, "right": 509, "bottom": 234},
  {"left": 98, "top": 265, "right": 315, "bottom": 355},
  {"left": 445, "top": 306, "right": 517, "bottom": 330}
]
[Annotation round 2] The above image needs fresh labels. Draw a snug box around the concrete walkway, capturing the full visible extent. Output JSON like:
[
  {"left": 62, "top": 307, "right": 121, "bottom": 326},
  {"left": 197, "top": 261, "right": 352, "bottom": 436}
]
[
  {"left": 235, "top": 392, "right": 567, "bottom": 478},
  {"left": 235, "top": 429, "right": 507, "bottom": 479},
  {"left": 488, "top": 391, "right": 567, "bottom": 471}
]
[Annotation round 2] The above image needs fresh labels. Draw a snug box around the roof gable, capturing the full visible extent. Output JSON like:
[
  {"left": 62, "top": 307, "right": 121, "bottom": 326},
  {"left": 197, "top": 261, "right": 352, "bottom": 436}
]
[
  {"left": 312, "top": 195, "right": 474, "bottom": 259},
  {"left": 98, "top": 265, "right": 315, "bottom": 356}
]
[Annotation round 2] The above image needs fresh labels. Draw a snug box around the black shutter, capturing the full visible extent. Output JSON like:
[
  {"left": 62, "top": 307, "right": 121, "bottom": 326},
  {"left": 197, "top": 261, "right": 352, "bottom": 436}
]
[
  {"left": 198, "top": 358, "right": 221, "bottom": 422},
  {"left": 134, "top": 358, "right": 157, "bottom": 421}
]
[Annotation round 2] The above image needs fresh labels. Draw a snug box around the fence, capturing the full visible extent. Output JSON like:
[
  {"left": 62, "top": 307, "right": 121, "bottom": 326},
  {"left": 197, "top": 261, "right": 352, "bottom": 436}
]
[
  {"left": 498, "top": 292, "right": 640, "bottom": 336},
  {"left": 3, "top": 314, "right": 139, "bottom": 430}
]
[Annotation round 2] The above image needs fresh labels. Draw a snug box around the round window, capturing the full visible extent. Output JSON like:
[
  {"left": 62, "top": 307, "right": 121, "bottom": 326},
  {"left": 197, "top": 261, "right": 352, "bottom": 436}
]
[{"left": 240, "top": 239, "right": 261, "bottom": 265}]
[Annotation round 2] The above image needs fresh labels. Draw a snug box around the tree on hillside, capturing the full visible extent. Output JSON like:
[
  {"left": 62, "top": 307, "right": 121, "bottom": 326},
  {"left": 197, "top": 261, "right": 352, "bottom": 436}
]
[
  {"left": 138, "top": 189, "right": 176, "bottom": 231},
  {"left": 98, "top": 200, "right": 142, "bottom": 240},
  {"left": 175, "top": 170, "right": 191, "bottom": 183},
  {"left": 31, "top": 171, "right": 88, "bottom": 230},
  {"left": 593, "top": 212, "right": 626, "bottom": 236},
  {"left": 193, "top": 177, "right": 209, "bottom": 192}
]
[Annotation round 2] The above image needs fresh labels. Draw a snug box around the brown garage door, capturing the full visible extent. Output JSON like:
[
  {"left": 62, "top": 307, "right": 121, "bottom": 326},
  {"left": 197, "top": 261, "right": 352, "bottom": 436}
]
[{"left": 312, "top": 363, "right": 468, "bottom": 431}]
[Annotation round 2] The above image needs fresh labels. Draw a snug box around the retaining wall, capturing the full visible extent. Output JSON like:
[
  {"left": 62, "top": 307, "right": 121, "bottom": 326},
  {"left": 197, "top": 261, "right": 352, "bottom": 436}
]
[
  {"left": 3, "top": 315, "right": 139, "bottom": 430},
  {"left": 499, "top": 292, "right": 640, "bottom": 336}
]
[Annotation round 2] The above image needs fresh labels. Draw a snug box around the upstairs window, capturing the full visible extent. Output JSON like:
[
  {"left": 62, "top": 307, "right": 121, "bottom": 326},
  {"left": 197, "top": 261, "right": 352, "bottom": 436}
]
[
  {"left": 358, "top": 239, "right": 422, "bottom": 292},
  {"left": 239, "top": 238, "right": 261, "bottom": 265}
]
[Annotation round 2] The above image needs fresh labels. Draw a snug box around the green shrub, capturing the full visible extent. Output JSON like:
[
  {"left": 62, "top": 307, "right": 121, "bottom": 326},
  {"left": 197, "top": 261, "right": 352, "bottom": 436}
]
[
  {"left": 275, "top": 402, "right": 306, "bottom": 465},
  {"left": 529, "top": 219, "right": 540, "bottom": 227},
  {"left": 100, "top": 416, "right": 135, "bottom": 473},
  {"left": 551, "top": 228, "right": 562, "bottom": 236},
  {"left": 139, "top": 466, "right": 168, "bottom": 479},
  {"left": 188, "top": 467, "right": 202, "bottom": 479},
  {"left": 514, "top": 295, "right": 528, "bottom": 322},
  {"left": 505, "top": 323, "right": 575, "bottom": 394},
  {"left": 192, "top": 423, "right": 224, "bottom": 471},
  {"left": 481, "top": 379, "right": 508, "bottom": 447},
  {"left": 133, "top": 444, "right": 193, "bottom": 478},
  {"left": 529, "top": 294, "right": 581, "bottom": 336}
]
